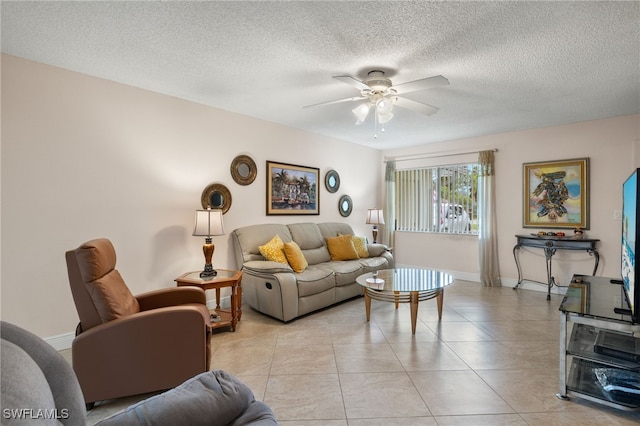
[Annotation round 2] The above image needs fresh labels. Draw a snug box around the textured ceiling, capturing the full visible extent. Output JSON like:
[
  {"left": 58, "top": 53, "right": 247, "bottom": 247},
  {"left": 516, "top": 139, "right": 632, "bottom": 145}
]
[{"left": 2, "top": 1, "right": 639, "bottom": 149}]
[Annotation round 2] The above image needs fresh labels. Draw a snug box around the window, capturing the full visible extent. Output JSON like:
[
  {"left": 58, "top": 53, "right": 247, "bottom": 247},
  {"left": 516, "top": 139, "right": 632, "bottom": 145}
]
[{"left": 395, "top": 163, "right": 479, "bottom": 234}]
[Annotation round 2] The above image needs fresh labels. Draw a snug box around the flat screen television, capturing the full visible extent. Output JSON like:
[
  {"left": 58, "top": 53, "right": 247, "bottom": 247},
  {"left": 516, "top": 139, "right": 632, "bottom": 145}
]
[{"left": 621, "top": 167, "right": 640, "bottom": 323}]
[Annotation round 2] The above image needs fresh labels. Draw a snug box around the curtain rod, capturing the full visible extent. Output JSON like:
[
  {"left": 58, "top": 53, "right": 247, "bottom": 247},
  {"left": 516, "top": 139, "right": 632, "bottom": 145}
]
[{"left": 384, "top": 148, "right": 498, "bottom": 163}]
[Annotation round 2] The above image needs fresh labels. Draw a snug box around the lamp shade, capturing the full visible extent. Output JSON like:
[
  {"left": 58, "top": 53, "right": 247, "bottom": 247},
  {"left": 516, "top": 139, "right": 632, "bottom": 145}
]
[
  {"left": 193, "top": 209, "right": 225, "bottom": 237},
  {"left": 366, "top": 209, "right": 385, "bottom": 225}
]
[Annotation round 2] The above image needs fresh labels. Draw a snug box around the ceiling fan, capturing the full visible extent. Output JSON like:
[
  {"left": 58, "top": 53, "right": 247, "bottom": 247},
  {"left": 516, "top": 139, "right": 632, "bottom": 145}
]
[{"left": 305, "top": 70, "right": 449, "bottom": 127}]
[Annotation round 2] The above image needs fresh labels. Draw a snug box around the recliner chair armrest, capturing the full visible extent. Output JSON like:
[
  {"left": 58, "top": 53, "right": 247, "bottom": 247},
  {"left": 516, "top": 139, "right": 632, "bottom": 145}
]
[{"left": 136, "top": 286, "right": 206, "bottom": 310}]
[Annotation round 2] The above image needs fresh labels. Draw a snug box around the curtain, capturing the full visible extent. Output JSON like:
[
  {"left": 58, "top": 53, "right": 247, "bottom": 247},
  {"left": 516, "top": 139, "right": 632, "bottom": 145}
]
[
  {"left": 383, "top": 161, "right": 396, "bottom": 247},
  {"left": 478, "top": 151, "right": 501, "bottom": 286}
]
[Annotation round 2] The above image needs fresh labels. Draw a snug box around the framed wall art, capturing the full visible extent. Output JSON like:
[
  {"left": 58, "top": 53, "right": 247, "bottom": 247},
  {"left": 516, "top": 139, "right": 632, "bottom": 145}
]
[
  {"left": 267, "top": 161, "right": 319, "bottom": 215},
  {"left": 523, "top": 157, "right": 589, "bottom": 229}
]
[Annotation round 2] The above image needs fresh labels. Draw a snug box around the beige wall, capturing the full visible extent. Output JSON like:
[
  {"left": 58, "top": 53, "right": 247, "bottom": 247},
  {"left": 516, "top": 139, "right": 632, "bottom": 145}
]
[
  {"left": 385, "top": 115, "right": 640, "bottom": 290},
  {"left": 2, "top": 54, "right": 639, "bottom": 343},
  {"left": 1, "top": 55, "right": 384, "bottom": 340}
]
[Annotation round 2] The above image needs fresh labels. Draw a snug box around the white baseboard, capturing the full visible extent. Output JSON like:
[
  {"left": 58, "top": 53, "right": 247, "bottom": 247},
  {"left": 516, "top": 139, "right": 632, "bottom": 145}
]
[{"left": 46, "top": 331, "right": 75, "bottom": 351}]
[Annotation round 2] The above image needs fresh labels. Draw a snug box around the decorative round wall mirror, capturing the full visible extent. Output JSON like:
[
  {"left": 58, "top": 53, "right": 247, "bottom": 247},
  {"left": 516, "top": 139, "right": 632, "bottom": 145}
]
[
  {"left": 201, "top": 183, "right": 232, "bottom": 214},
  {"left": 338, "top": 195, "right": 353, "bottom": 217},
  {"left": 230, "top": 155, "right": 257, "bottom": 186},
  {"left": 325, "top": 170, "right": 340, "bottom": 193}
]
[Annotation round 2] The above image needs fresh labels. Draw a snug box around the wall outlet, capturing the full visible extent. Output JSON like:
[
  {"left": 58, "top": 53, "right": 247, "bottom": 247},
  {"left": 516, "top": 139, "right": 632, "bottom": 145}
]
[{"left": 614, "top": 210, "right": 622, "bottom": 221}]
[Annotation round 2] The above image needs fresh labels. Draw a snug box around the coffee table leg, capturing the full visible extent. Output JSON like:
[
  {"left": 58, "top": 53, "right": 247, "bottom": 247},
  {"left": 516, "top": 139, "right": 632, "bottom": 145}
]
[
  {"left": 410, "top": 291, "right": 419, "bottom": 334},
  {"left": 364, "top": 290, "right": 371, "bottom": 322},
  {"left": 437, "top": 289, "right": 444, "bottom": 320},
  {"left": 394, "top": 290, "right": 399, "bottom": 309}
]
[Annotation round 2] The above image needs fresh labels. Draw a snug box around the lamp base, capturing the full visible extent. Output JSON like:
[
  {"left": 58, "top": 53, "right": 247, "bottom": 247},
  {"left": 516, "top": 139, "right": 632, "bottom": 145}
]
[
  {"left": 200, "top": 264, "right": 217, "bottom": 278},
  {"left": 371, "top": 225, "right": 379, "bottom": 244}
]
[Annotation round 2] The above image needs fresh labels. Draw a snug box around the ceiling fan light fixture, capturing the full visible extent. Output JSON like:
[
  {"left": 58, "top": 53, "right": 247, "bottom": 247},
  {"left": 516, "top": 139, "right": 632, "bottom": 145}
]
[
  {"left": 377, "top": 111, "right": 394, "bottom": 124},
  {"left": 352, "top": 103, "right": 371, "bottom": 124},
  {"left": 375, "top": 98, "right": 394, "bottom": 115}
]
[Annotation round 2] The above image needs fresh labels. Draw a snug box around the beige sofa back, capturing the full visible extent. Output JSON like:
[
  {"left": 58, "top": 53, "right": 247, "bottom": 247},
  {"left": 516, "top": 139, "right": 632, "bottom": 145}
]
[{"left": 232, "top": 222, "right": 359, "bottom": 268}]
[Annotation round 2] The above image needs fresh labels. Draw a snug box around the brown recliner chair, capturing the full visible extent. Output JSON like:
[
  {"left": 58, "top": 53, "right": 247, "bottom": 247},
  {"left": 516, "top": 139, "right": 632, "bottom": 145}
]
[{"left": 66, "top": 238, "right": 211, "bottom": 407}]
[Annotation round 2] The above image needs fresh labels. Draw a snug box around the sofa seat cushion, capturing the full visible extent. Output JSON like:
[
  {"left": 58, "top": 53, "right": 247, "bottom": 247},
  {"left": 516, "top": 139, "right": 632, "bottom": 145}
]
[
  {"left": 295, "top": 266, "right": 335, "bottom": 297},
  {"left": 321, "top": 261, "right": 363, "bottom": 286},
  {"left": 358, "top": 256, "right": 389, "bottom": 273}
]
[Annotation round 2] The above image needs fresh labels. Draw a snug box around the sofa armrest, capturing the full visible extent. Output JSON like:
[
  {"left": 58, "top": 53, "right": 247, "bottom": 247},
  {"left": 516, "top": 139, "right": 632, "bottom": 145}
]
[
  {"left": 136, "top": 286, "right": 206, "bottom": 310},
  {"left": 367, "top": 243, "right": 390, "bottom": 257},
  {"left": 242, "top": 260, "right": 293, "bottom": 274}
]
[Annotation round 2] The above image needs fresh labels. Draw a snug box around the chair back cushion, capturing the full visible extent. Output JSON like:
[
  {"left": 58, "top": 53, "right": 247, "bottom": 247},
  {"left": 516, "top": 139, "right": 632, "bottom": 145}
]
[{"left": 67, "top": 239, "right": 140, "bottom": 330}]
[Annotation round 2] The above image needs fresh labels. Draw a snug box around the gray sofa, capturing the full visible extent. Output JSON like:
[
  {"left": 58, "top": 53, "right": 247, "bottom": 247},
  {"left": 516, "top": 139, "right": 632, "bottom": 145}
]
[
  {"left": 0, "top": 321, "right": 277, "bottom": 425},
  {"left": 231, "top": 222, "right": 394, "bottom": 322}
]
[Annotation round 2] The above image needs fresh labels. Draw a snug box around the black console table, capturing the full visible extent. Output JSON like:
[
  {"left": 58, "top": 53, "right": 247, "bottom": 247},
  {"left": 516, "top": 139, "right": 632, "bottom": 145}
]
[{"left": 513, "top": 234, "right": 600, "bottom": 300}]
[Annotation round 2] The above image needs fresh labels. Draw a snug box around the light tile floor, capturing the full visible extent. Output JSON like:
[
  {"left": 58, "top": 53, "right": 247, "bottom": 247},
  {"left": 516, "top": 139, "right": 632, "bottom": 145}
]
[{"left": 63, "top": 280, "right": 640, "bottom": 425}]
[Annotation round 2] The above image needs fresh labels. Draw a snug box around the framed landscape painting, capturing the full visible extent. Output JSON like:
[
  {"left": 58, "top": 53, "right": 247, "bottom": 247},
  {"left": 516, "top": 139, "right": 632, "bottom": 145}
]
[
  {"left": 523, "top": 158, "right": 589, "bottom": 229},
  {"left": 267, "top": 161, "right": 319, "bottom": 215}
]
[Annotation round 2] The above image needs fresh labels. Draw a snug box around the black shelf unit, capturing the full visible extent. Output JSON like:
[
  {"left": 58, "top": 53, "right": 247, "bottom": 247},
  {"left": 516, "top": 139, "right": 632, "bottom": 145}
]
[{"left": 558, "top": 275, "right": 640, "bottom": 411}]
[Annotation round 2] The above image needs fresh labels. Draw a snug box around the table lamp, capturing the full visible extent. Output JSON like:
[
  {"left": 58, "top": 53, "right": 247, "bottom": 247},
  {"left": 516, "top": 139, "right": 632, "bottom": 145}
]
[
  {"left": 193, "top": 208, "right": 225, "bottom": 278},
  {"left": 366, "top": 208, "right": 385, "bottom": 243}
]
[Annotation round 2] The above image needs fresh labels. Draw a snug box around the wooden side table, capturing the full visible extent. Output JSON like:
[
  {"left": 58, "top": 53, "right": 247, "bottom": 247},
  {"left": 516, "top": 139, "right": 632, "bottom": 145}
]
[{"left": 175, "top": 269, "right": 242, "bottom": 331}]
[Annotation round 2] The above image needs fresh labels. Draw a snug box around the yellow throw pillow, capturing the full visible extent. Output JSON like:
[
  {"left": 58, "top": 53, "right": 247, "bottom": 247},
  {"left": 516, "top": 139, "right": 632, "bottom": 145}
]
[
  {"left": 326, "top": 235, "right": 359, "bottom": 261},
  {"left": 283, "top": 241, "right": 308, "bottom": 273},
  {"left": 258, "top": 235, "right": 288, "bottom": 264},
  {"left": 352, "top": 235, "right": 369, "bottom": 258}
]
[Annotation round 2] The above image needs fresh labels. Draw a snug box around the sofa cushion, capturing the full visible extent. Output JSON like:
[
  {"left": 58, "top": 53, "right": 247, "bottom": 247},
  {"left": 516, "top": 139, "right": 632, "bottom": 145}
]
[
  {"left": 283, "top": 241, "right": 308, "bottom": 273},
  {"left": 322, "top": 261, "right": 363, "bottom": 286},
  {"left": 232, "top": 223, "right": 291, "bottom": 264},
  {"left": 259, "top": 235, "right": 288, "bottom": 264},
  {"left": 295, "top": 266, "right": 335, "bottom": 297},
  {"left": 351, "top": 235, "right": 369, "bottom": 258},
  {"left": 287, "top": 223, "right": 331, "bottom": 265},
  {"left": 326, "top": 235, "right": 359, "bottom": 261},
  {"left": 317, "top": 222, "right": 355, "bottom": 239},
  {"left": 94, "top": 370, "right": 276, "bottom": 425}
]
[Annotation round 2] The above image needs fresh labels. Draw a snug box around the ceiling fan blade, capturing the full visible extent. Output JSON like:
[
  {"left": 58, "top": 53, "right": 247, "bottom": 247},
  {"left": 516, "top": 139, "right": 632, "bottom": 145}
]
[
  {"left": 392, "top": 75, "right": 449, "bottom": 95},
  {"left": 394, "top": 97, "right": 440, "bottom": 116},
  {"left": 332, "top": 75, "right": 370, "bottom": 91},
  {"left": 303, "top": 95, "right": 368, "bottom": 109}
]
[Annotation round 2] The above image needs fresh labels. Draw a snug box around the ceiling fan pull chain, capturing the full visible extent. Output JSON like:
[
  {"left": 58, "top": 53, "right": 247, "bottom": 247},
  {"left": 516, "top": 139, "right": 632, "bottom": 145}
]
[{"left": 374, "top": 108, "right": 378, "bottom": 139}]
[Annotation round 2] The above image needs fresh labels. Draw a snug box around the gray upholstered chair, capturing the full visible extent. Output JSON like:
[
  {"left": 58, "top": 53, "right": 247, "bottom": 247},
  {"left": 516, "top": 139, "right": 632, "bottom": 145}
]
[
  {"left": 1, "top": 321, "right": 86, "bottom": 425},
  {"left": 1, "top": 321, "right": 278, "bottom": 425}
]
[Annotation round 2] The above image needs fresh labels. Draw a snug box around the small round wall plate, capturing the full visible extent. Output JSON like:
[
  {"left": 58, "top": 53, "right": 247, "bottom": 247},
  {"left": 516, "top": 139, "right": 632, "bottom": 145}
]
[
  {"left": 230, "top": 155, "right": 257, "bottom": 186},
  {"left": 325, "top": 170, "right": 340, "bottom": 193},
  {"left": 201, "top": 183, "right": 232, "bottom": 214},
  {"left": 338, "top": 194, "right": 353, "bottom": 217}
]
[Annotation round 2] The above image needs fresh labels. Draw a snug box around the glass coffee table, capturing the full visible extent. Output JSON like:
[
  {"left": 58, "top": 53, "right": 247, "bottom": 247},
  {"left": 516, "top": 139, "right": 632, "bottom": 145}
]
[{"left": 356, "top": 268, "right": 454, "bottom": 334}]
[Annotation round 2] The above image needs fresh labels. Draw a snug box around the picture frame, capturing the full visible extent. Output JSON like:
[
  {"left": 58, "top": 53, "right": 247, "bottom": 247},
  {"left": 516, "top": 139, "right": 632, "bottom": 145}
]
[
  {"left": 523, "top": 157, "right": 589, "bottom": 229},
  {"left": 267, "top": 161, "right": 319, "bottom": 215}
]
